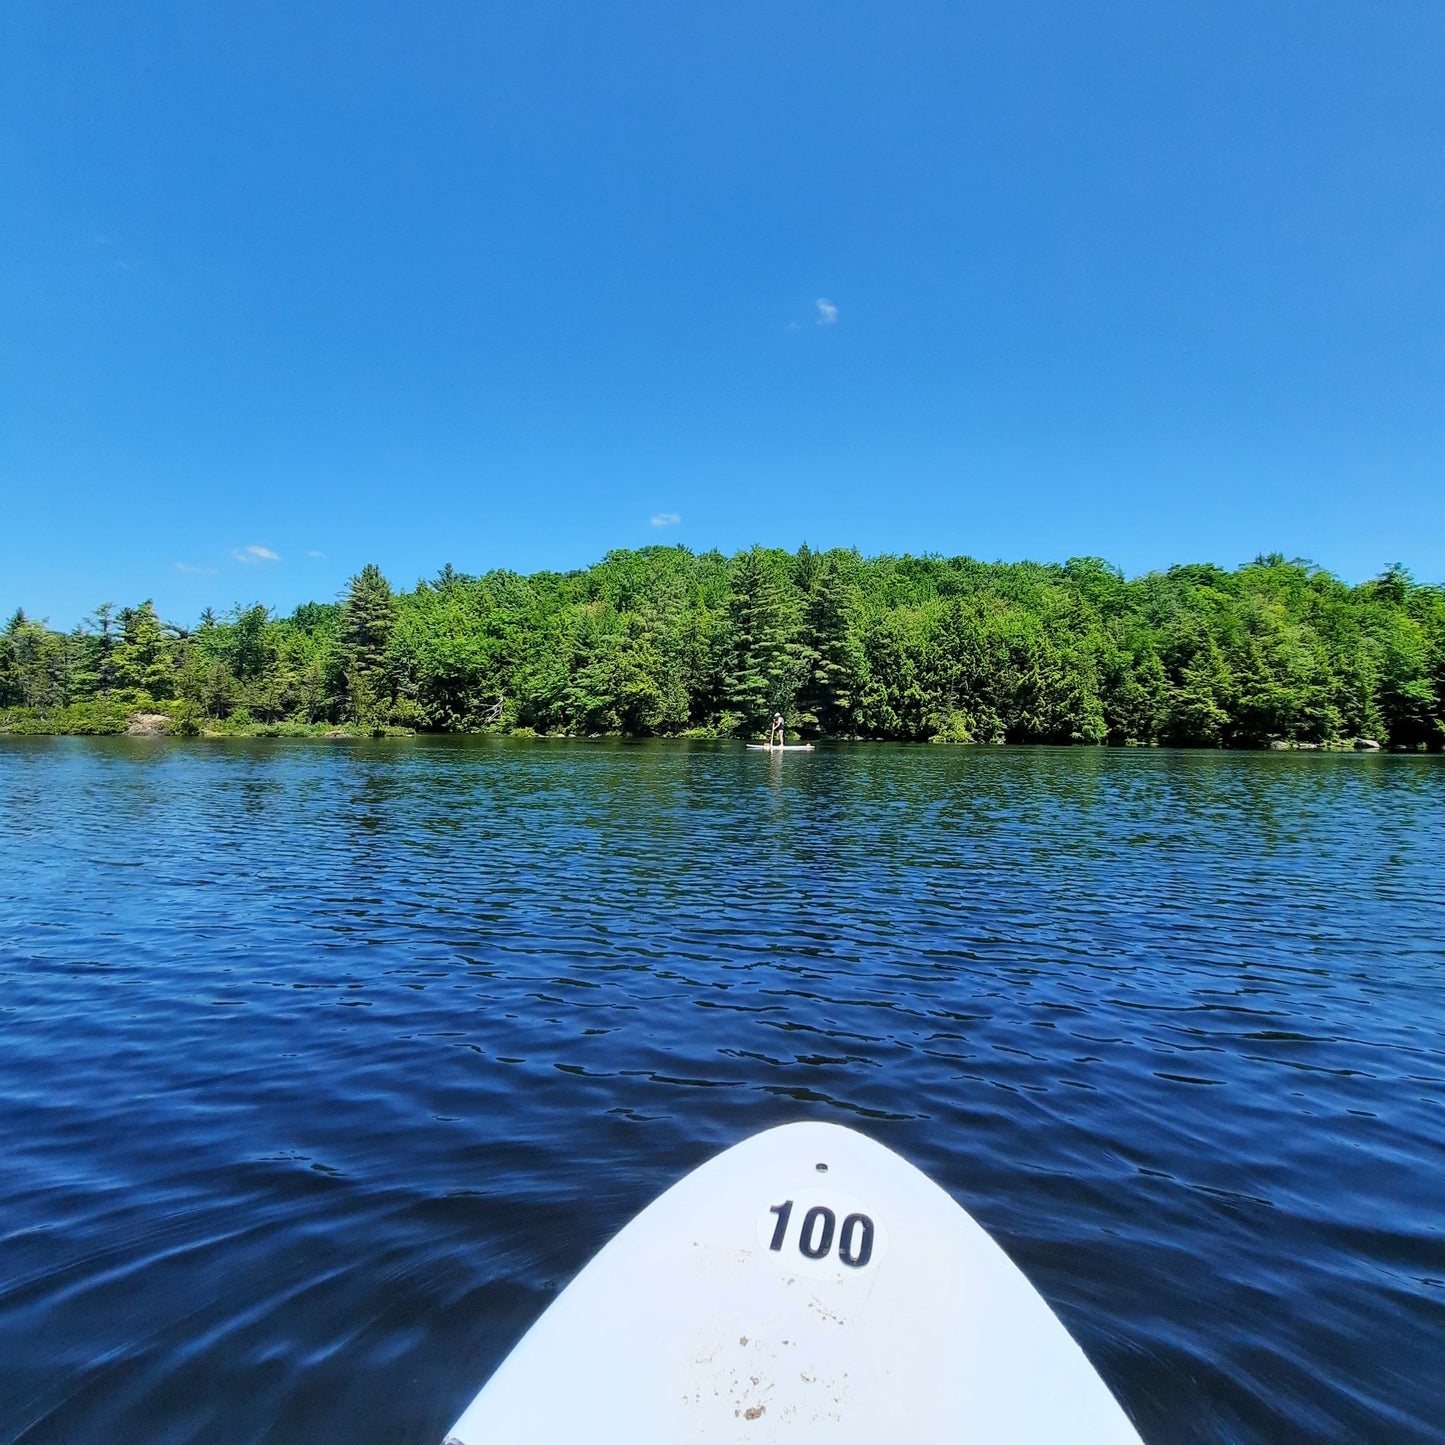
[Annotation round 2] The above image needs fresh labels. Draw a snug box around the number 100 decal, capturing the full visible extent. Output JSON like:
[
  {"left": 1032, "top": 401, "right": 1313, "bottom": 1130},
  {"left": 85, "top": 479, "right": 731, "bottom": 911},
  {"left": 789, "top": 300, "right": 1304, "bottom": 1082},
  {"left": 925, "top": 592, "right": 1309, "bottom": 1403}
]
[{"left": 767, "top": 1200, "right": 875, "bottom": 1268}]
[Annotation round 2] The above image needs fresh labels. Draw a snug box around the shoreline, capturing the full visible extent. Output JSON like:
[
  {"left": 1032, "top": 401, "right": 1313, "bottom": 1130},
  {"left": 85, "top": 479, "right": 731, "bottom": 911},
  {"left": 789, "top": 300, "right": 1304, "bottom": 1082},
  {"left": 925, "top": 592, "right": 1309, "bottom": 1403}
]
[{"left": 0, "top": 708, "right": 1432, "bottom": 752}]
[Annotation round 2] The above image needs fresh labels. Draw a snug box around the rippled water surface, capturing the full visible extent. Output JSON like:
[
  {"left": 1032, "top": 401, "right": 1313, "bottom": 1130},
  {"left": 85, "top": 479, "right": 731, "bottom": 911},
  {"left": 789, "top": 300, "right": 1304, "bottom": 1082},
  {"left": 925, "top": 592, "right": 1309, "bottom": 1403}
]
[{"left": 1, "top": 738, "right": 1442, "bottom": 1443}]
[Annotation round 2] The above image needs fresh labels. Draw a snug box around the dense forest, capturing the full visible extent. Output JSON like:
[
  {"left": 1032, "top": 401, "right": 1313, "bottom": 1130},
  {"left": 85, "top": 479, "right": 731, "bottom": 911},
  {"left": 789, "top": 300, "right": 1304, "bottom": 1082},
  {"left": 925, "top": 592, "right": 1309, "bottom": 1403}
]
[{"left": 2, "top": 546, "right": 1443, "bottom": 748}]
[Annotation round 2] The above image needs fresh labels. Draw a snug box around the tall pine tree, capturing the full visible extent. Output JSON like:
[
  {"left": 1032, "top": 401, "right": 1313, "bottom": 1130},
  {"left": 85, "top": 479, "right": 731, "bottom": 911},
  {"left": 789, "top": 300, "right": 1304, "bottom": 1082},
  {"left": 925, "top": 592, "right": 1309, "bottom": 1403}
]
[
  {"left": 796, "top": 559, "right": 862, "bottom": 734},
  {"left": 341, "top": 564, "right": 397, "bottom": 722},
  {"left": 727, "top": 549, "right": 803, "bottom": 730}
]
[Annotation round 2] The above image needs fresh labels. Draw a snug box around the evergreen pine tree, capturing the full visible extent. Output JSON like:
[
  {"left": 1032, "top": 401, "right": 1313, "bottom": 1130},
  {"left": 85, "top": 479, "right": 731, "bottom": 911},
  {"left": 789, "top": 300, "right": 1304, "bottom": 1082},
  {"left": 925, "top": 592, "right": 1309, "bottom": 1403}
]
[
  {"left": 727, "top": 550, "right": 802, "bottom": 730},
  {"left": 112, "top": 601, "right": 176, "bottom": 699},
  {"left": 341, "top": 564, "right": 397, "bottom": 714},
  {"left": 796, "top": 560, "right": 862, "bottom": 734}
]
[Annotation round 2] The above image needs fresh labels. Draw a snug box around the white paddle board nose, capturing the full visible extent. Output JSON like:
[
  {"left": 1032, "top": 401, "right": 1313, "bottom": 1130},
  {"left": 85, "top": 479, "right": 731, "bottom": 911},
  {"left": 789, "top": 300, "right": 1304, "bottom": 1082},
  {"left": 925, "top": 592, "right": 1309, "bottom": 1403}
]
[{"left": 443, "top": 1121, "right": 1145, "bottom": 1443}]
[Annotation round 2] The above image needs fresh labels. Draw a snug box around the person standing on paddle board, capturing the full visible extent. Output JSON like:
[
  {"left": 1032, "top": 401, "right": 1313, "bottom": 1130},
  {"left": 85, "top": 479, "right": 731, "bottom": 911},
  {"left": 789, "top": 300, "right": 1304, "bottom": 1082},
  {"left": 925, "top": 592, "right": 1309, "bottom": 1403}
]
[{"left": 769, "top": 711, "right": 785, "bottom": 748}]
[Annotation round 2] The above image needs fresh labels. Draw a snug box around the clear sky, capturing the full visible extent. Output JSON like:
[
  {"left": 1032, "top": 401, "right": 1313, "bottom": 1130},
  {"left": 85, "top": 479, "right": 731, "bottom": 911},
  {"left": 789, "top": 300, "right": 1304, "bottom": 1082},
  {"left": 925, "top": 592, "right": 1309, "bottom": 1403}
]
[{"left": 3, "top": 1, "right": 1442, "bottom": 628}]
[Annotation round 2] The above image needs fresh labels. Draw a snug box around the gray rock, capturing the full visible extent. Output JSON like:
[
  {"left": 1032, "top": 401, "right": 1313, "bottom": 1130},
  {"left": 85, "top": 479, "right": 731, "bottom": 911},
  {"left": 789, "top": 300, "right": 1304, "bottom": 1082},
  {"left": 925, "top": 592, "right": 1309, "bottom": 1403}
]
[
  {"left": 1354, "top": 738, "right": 1381, "bottom": 751},
  {"left": 1268, "top": 739, "right": 1289, "bottom": 750}
]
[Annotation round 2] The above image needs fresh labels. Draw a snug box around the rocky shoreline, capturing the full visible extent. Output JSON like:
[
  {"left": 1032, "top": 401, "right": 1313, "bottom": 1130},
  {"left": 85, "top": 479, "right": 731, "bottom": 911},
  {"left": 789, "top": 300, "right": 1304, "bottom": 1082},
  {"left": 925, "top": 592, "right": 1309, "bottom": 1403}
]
[{"left": 2, "top": 707, "right": 1436, "bottom": 751}]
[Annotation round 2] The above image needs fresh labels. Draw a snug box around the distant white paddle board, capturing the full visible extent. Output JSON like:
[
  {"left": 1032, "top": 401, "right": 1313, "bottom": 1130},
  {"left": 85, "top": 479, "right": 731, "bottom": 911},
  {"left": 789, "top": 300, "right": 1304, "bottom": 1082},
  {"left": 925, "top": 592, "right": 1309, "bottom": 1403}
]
[
  {"left": 443, "top": 1121, "right": 1144, "bottom": 1443},
  {"left": 744, "top": 743, "right": 814, "bottom": 751}
]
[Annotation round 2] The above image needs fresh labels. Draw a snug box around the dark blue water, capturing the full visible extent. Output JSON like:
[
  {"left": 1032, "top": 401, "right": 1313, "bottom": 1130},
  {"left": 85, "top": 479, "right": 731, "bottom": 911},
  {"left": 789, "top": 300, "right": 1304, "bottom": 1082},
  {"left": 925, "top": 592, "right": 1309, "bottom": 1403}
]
[{"left": 0, "top": 738, "right": 1441, "bottom": 1443}]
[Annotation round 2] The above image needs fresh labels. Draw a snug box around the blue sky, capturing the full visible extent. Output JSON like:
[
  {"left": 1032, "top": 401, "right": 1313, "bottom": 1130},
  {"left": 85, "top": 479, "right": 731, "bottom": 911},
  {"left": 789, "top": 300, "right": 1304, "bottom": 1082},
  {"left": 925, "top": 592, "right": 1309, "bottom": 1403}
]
[{"left": 2, "top": 1, "right": 1442, "bottom": 628}]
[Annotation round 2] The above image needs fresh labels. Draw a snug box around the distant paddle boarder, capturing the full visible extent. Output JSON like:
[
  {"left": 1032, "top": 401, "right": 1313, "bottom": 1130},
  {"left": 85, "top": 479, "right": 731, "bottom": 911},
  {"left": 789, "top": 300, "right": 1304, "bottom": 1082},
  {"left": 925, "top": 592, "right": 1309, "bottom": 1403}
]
[{"left": 769, "top": 711, "right": 785, "bottom": 748}]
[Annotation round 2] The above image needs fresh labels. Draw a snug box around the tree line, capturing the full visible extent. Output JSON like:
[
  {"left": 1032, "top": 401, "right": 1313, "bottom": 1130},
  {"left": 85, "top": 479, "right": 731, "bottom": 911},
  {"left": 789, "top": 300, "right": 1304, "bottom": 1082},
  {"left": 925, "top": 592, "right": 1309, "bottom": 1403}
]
[{"left": 2, "top": 547, "right": 1442, "bottom": 748}]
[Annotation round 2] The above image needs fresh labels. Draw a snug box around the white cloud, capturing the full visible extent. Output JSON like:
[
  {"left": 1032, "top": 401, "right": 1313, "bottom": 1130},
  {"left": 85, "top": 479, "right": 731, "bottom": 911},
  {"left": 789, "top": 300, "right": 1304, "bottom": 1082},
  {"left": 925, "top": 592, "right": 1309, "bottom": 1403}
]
[
  {"left": 815, "top": 298, "right": 838, "bottom": 326},
  {"left": 233, "top": 544, "right": 280, "bottom": 564},
  {"left": 650, "top": 512, "right": 681, "bottom": 528},
  {"left": 307, "top": 550, "right": 326, "bottom": 559},
  {"left": 175, "top": 562, "right": 217, "bottom": 575}
]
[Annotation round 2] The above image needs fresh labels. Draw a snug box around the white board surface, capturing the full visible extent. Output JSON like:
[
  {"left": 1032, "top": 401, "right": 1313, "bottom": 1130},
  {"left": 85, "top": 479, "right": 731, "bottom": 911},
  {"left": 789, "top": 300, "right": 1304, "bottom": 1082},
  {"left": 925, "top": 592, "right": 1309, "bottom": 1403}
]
[
  {"left": 744, "top": 744, "right": 814, "bottom": 751},
  {"left": 443, "top": 1121, "right": 1144, "bottom": 1443}
]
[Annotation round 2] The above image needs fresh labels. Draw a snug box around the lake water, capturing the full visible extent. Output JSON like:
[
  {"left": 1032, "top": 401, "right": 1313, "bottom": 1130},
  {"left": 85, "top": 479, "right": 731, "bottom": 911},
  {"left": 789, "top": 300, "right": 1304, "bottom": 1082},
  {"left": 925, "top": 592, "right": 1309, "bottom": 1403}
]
[{"left": 0, "top": 738, "right": 1441, "bottom": 1443}]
